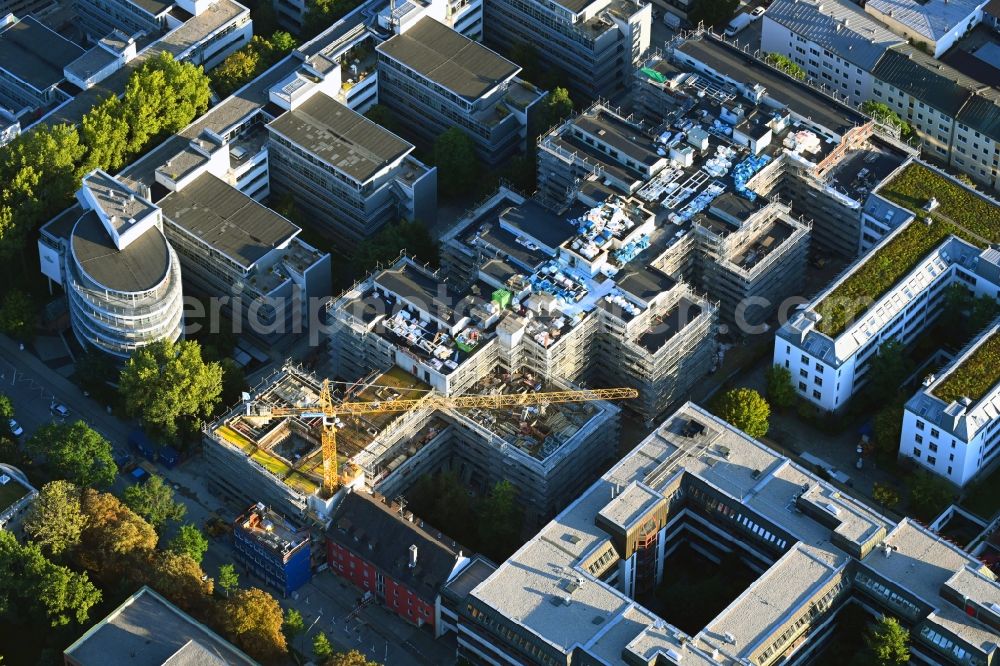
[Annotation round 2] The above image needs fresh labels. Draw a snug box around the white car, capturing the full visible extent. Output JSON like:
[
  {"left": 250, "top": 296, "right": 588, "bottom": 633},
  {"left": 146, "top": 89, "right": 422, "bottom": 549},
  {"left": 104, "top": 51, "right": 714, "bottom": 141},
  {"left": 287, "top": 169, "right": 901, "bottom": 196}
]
[
  {"left": 751, "top": 6, "right": 765, "bottom": 17},
  {"left": 8, "top": 419, "right": 23, "bottom": 437}
]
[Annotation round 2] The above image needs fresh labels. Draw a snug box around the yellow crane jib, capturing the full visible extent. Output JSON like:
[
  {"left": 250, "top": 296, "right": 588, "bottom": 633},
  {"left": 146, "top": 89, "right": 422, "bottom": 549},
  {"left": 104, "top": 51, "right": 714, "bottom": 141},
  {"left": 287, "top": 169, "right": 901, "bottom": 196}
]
[{"left": 257, "top": 381, "right": 639, "bottom": 498}]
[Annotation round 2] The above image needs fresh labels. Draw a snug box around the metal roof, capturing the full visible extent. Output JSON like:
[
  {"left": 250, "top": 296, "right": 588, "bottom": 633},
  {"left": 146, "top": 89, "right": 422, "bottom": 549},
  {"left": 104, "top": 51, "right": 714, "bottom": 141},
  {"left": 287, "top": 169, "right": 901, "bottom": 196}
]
[
  {"left": 872, "top": 44, "right": 971, "bottom": 115},
  {"left": 158, "top": 173, "right": 298, "bottom": 269},
  {"left": 376, "top": 17, "right": 519, "bottom": 100},
  {"left": 267, "top": 92, "right": 412, "bottom": 184},
  {"left": 765, "top": 0, "right": 902, "bottom": 70},
  {"left": 0, "top": 15, "right": 83, "bottom": 91},
  {"left": 865, "top": 0, "right": 988, "bottom": 41}
]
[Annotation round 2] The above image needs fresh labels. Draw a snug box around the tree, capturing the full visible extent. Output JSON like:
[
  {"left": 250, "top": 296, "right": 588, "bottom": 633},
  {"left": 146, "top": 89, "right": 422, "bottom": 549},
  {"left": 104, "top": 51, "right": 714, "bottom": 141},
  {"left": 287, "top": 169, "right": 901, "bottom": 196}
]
[
  {"left": 907, "top": 471, "right": 953, "bottom": 521},
  {"left": 542, "top": 87, "right": 574, "bottom": 129},
  {"left": 0, "top": 530, "right": 102, "bottom": 627},
  {"left": 689, "top": 0, "right": 738, "bottom": 27},
  {"left": 123, "top": 474, "right": 187, "bottom": 529},
  {"left": 74, "top": 349, "right": 117, "bottom": 399},
  {"left": 282, "top": 607, "right": 304, "bottom": 641},
  {"left": 77, "top": 489, "right": 158, "bottom": 579},
  {"left": 326, "top": 651, "right": 380, "bottom": 666},
  {"left": 866, "top": 615, "right": 910, "bottom": 665},
  {"left": 169, "top": 524, "right": 209, "bottom": 564},
  {"left": 218, "top": 563, "right": 240, "bottom": 598},
  {"left": 220, "top": 587, "right": 288, "bottom": 662},
  {"left": 80, "top": 95, "right": 130, "bottom": 172},
  {"left": 220, "top": 358, "right": 248, "bottom": 413},
  {"left": 212, "top": 49, "right": 261, "bottom": 98},
  {"left": 364, "top": 104, "right": 398, "bottom": 134},
  {"left": 477, "top": 480, "right": 523, "bottom": 563},
  {"left": 351, "top": 220, "right": 439, "bottom": 276},
  {"left": 119, "top": 339, "right": 223, "bottom": 440},
  {"left": 764, "top": 53, "right": 806, "bottom": 80},
  {"left": 23, "top": 480, "right": 87, "bottom": 557},
  {"left": 872, "top": 483, "right": 900, "bottom": 509},
  {"left": 868, "top": 340, "right": 913, "bottom": 399},
  {"left": 873, "top": 402, "right": 904, "bottom": 466},
  {"left": 313, "top": 631, "right": 334, "bottom": 660},
  {"left": 765, "top": 365, "right": 796, "bottom": 410},
  {"left": 25, "top": 421, "right": 117, "bottom": 489},
  {"left": 711, "top": 388, "right": 770, "bottom": 439},
  {"left": 143, "top": 549, "right": 213, "bottom": 613},
  {"left": 0, "top": 393, "right": 13, "bottom": 434},
  {"left": 861, "top": 101, "right": 912, "bottom": 139},
  {"left": 0, "top": 289, "right": 35, "bottom": 341},
  {"left": 406, "top": 470, "right": 476, "bottom": 548},
  {"left": 302, "top": 0, "right": 364, "bottom": 38},
  {"left": 150, "top": 53, "right": 212, "bottom": 136},
  {"left": 433, "top": 127, "right": 481, "bottom": 199}
]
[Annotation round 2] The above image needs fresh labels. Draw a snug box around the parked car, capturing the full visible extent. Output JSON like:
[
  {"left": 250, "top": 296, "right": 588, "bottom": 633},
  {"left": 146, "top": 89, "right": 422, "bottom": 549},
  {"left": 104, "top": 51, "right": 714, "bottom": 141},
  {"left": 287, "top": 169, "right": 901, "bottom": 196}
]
[
  {"left": 50, "top": 402, "right": 70, "bottom": 419},
  {"left": 8, "top": 419, "right": 23, "bottom": 437},
  {"left": 751, "top": 6, "right": 765, "bottom": 18}
]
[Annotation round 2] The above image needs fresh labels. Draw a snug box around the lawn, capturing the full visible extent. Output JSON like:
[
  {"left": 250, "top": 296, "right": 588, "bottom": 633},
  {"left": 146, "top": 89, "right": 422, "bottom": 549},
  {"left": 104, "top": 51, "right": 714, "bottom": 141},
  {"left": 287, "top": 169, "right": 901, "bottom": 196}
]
[
  {"left": 932, "top": 331, "right": 1000, "bottom": 404},
  {"left": 814, "top": 162, "right": 1000, "bottom": 338}
]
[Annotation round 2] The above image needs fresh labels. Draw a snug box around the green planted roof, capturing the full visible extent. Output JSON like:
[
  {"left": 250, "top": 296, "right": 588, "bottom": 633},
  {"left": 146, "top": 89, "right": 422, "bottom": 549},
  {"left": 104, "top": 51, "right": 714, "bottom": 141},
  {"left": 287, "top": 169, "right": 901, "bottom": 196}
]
[
  {"left": 933, "top": 331, "right": 1000, "bottom": 404},
  {"left": 814, "top": 163, "right": 999, "bottom": 337}
]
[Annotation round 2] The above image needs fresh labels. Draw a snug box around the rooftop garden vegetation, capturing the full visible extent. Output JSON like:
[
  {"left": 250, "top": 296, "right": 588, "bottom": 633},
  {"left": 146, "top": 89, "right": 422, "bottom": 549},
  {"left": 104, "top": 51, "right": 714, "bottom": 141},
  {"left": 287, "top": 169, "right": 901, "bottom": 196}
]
[
  {"left": 764, "top": 53, "right": 806, "bottom": 81},
  {"left": 933, "top": 331, "right": 1000, "bottom": 404},
  {"left": 814, "top": 163, "right": 1000, "bottom": 337}
]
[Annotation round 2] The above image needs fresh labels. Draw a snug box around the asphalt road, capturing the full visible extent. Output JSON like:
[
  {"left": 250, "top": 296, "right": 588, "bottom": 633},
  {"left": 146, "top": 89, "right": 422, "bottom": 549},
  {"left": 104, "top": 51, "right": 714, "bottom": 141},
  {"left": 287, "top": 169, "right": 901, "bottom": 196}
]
[{"left": 0, "top": 333, "right": 456, "bottom": 664}]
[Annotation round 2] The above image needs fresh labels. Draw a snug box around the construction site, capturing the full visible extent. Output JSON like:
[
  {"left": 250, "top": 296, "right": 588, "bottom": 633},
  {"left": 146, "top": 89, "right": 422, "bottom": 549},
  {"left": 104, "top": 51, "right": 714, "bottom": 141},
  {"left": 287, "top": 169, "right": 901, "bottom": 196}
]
[{"left": 204, "top": 362, "right": 624, "bottom": 526}]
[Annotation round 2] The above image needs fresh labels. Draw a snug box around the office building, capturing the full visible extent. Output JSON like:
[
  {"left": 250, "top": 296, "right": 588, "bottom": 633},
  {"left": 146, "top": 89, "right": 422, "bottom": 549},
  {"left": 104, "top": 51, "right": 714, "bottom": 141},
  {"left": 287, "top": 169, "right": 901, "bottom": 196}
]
[
  {"left": 0, "top": 464, "right": 37, "bottom": 532},
  {"left": 376, "top": 17, "right": 543, "bottom": 166},
  {"left": 761, "top": 0, "right": 903, "bottom": 107},
  {"left": 38, "top": 170, "right": 185, "bottom": 360},
  {"left": 327, "top": 489, "right": 471, "bottom": 634},
  {"left": 776, "top": 159, "right": 1000, "bottom": 413},
  {"left": 864, "top": 0, "right": 990, "bottom": 58},
  {"left": 267, "top": 90, "right": 437, "bottom": 246},
  {"left": 901, "top": 321, "right": 1000, "bottom": 486},
  {"left": 234, "top": 503, "right": 312, "bottom": 596},
  {"left": 483, "top": 0, "right": 651, "bottom": 101},
  {"left": 0, "top": 14, "right": 83, "bottom": 127},
  {"left": 64, "top": 586, "right": 255, "bottom": 665},
  {"left": 449, "top": 402, "right": 1000, "bottom": 666}
]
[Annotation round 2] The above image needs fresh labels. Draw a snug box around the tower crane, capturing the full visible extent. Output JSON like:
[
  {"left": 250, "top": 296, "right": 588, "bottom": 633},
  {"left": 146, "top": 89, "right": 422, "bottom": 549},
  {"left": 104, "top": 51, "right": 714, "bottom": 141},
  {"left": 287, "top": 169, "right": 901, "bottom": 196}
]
[{"left": 254, "top": 381, "right": 639, "bottom": 497}]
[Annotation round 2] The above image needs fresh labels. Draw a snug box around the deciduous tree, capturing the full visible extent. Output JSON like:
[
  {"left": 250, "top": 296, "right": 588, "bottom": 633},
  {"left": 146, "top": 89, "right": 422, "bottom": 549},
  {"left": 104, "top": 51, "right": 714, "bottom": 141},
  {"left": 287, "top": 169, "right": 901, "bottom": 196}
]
[
  {"left": 143, "top": 549, "right": 212, "bottom": 613},
  {"left": 80, "top": 95, "right": 130, "bottom": 172},
  {"left": 765, "top": 365, "right": 796, "bottom": 410},
  {"left": 282, "top": 607, "right": 304, "bottom": 640},
  {"left": 78, "top": 489, "right": 158, "bottom": 577},
  {"left": 0, "top": 289, "right": 36, "bottom": 341},
  {"left": 866, "top": 615, "right": 910, "bottom": 665},
  {"left": 24, "top": 480, "right": 87, "bottom": 557},
  {"left": 168, "top": 524, "right": 209, "bottom": 564},
  {"left": 711, "top": 387, "right": 770, "bottom": 439},
  {"left": 325, "top": 651, "right": 380, "bottom": 666},
  {"left": 477, "top": 480, "right": 523, "bottom": 563},
  {"left": 123, "top": 474, "right": 186, "bottom": 529},
  {"left": 433, "top": 127, "right": 481, "bottom": 199},
  {"left": 868, "top": 339, "right": 913, "bottom": 399},
  {"left": 220, "top": 587, "right": 288, "bottom": 662},
  {"left": 218, "top": 563, "right": 240, "bottom": 598},
  {"left": 872, "top": 483, "right": 900, "bottom": 510},
  {"left": 119, "top": 339, "right": 223, "bottom": 440},
  {"left": 313, "top": 631, "right": 334, "bottom": 660},
  {"left": 25, "top": 421, "right": 117, "bottom": 489}
]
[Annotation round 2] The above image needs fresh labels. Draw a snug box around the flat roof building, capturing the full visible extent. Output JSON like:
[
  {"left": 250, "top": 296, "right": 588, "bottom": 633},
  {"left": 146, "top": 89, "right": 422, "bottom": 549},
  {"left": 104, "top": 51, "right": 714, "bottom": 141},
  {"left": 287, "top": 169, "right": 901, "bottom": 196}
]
[
  {"left": 0, "top": 14, "right": 83, "bottom": 124},
  {"left": 450, "top": 402, "right": 1000, "bottom": 666},
  {"left": 376, "top": 17, "right": 543, "bottom": 166},
  {"left": 865, "top": 0, "right": 991, "bottom": 57},
  {"left": 64, "top": 586, "right": 255, "bottom": 665},
  {"left": 234, "top": 503, "right": 312, "bottom": 596},
  {"left": 0, "top": 464, "right": 37, "bottom": 532}
]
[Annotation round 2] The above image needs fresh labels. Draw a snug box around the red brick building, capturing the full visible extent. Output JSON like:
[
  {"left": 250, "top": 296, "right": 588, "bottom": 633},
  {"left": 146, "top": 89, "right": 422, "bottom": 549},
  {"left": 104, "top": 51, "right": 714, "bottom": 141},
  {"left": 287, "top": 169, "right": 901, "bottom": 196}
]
[{"left": 326, "top": 490, "right": 468, "bottom": 634}]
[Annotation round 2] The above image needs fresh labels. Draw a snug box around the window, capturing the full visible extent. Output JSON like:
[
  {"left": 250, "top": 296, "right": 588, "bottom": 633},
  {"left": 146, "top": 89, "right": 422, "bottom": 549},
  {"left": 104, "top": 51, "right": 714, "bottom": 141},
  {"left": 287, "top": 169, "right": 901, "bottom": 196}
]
[
  {"left": 929, "top": 443, "right": 938, "bottom": 453},
  {"left": 801, "top": 355, "right": 809, "bottom": 364},
  {"left": 800, "top": 369, "right": 809, "bottom": 378},
  {"left": 915, "top": 434, "right": 923, "bottom": 444},
  {"left": 814, "top": 377, "right": 823, "bottom": 386},
  {"left": 812, "top": 390, "right": 822, "bottom": 400},
  {"left": 914, "top": 449, "right": 922, "bottom": 458},
  {"left": 916, "top": 421, "right": 924, "bottom": 430},
  {"left": 815, "top": 362, "right": 824, "bottom": 372},
  {"left": 931, "top": 428, "right": 939, "bottom": 437},
  {"left": 928, "top": 456, "right": 937, "bottom": 465},
  {"left": 799, "top": 382, "right": 807, "bottom": 391}
]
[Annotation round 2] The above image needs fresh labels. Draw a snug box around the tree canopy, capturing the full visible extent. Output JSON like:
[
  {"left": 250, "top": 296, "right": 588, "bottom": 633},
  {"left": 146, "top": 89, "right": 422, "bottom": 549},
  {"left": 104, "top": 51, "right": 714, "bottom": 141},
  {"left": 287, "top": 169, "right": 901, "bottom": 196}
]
[
  {"left": 168, "top": 524, "right": 209, "bottom": 564},
  {"left": 220, "top": 587, "right": 288, "bottom": 662},
  {"left": 77, "top": 488, "right": 159, "bottom": 579},
  {"left": 313, "top": 631, "right": 334, "bottom": 660},
  {"left": 711, "top": 388, "right": 770, "bottom": 439},
  {"left": 302, "top": 0, "right": 365, "bottom": 38},
  {"left": 26, "top": 421, "right": 117, "bottom": 489},
  {"left": 477, "top": 480, "right": 524, "bottom": 563},
  {"left": 689, "top": 0, "right": 739, "bottom": 27},
  {"left": 765, "top": 365, "right": 796, "bottom": 410},
  {"left": 218, "top": 563, "right": 240, "bottom": 598},
  {"left": 0, "top": 530, "right": 101, "bottom": 627},
  {"left": 861, "top": 101, "right": 912, "bottom": 139},
  {"left": 326, "top": 651, "right": 381, "bottom": 666},
  {"left": 123, "top": 474, "right": 187, "bottom": 530},
  {"left": 0, "top": 289, "right": 36, "bottom": 341},
  {"left": 24, "top": 480, "right": 87, "bottom": 557},
  {"left": 866, "top": 615, "right": 910, "bottom": 665},
  {"left": 119, "top": 339, "right": 223, "bottom": 440},
  {"left": 868, "top": 340, "right": 913, "bottom": 398},
  {"left": 351, "top": 220, "right": 439, "bottom": 276},
  {"left": 211, "top": 32, "right": 298, "bottom": 98},
  {"left": 434, "top": 127, "right": 481, "bottom": 199}
]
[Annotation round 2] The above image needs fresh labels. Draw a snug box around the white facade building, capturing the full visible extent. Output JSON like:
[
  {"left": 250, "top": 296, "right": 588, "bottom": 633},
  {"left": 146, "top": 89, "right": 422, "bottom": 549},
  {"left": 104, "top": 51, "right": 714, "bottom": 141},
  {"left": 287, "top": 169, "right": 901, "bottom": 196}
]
[
  {"left": 775, "top": 160, "right": 1000, "bottom": 413},
  {"left": 864, "top": 0, "right": 989, "bottom": 58},
  {"left": 902, "top": 321, "right": 1000, "bottom": 486},
  {"left": 761, "top": 0, "right": 902, "bottom": 107}
]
